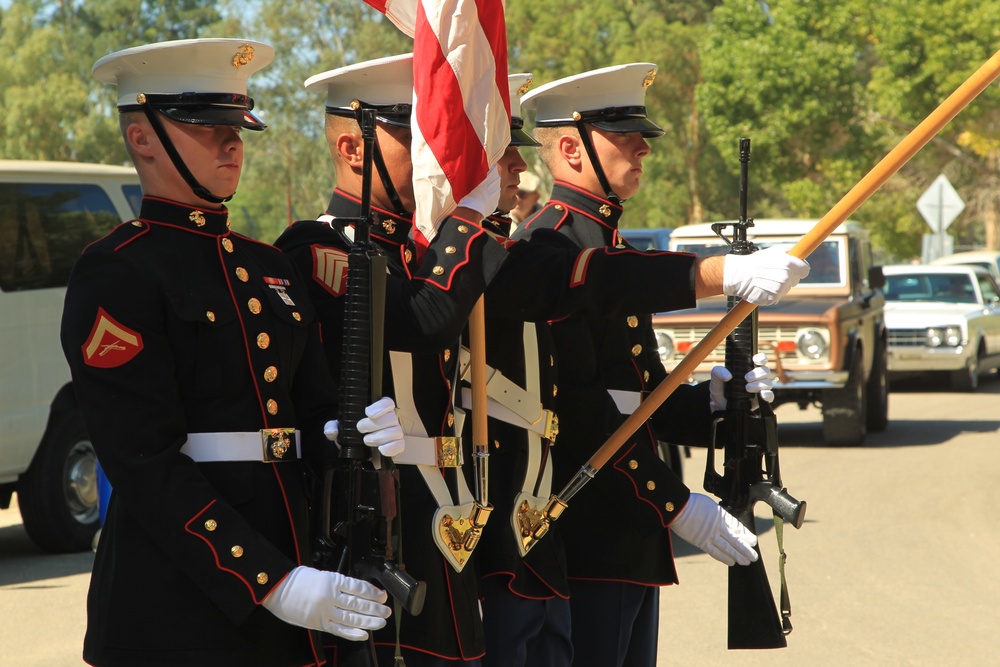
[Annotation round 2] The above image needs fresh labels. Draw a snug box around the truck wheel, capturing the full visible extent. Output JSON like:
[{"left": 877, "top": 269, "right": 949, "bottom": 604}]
[
  {"left": 822, "top": 352, "right": 867, "bottom": 446},
  {"left": 17, "top": 410, "right": 99, "bottom": 553},
  {"left": 866, "top": 339, "right": 889, "bottom": 432},
  {"left": 948, "top": 347, "right": 980, "bottom": 392}
]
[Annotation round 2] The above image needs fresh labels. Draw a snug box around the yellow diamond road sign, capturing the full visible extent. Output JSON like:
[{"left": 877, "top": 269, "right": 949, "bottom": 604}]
[{"left": 917, "top": 174, "right": 965, "bottom": 233}]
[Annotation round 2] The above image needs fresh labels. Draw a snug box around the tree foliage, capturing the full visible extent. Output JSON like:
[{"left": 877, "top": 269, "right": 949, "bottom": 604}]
[{"left": 2, "top": 0, "right": 999, "bottom": 259}]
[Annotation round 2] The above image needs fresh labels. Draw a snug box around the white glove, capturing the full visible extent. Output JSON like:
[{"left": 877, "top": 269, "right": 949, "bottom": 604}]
[
  {"left": 723, "top": 246, "right": 811, "bottom": 305},
  {"left": 709, "top": 352, "right": 775, "bottom": 412},
  {"left": 323, "top": 397, "right": 406, "bottom": 457},
  {"left": 262, "top": 566, "right": 391, "bottom": 640},
  {"left": 457, "top": 164, "right": 501, "bottom": 220},
  {"left": 670, "top": 493, "right": 759, "bottom": 567}
]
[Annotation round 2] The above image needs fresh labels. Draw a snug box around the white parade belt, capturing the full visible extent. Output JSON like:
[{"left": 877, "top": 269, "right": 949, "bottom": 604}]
[
  {"left": 393, "top": 435, "right": 464, "bottom": 467},
  {"left": 181, "top": 429, "right": 301, "bottom": 463},
  {"left": 457, "top": 348, "right": 558, "bottom": 441},
  {"left": 608, "top": 389, "right": 644, "bottom": 415},
  {"left": 389, "top": 350, "right": 479, "bottom": 573},
  {"left": 456, "top": 328, "right": 557, "bottom": 556}
]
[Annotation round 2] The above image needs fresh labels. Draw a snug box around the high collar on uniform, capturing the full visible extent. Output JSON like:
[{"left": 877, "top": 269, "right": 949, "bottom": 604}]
[
  {"left": 325, "top": 189, "right": 414, "bottom": 247},
  {"left": 482, "top": 213, "right": 512, "bottom": 238},
  {"left": 138, "top": 196, "right": 231, "bottom": 235},
  {"left": 549, "top": 181, "right": 625, "bottom": 229}
]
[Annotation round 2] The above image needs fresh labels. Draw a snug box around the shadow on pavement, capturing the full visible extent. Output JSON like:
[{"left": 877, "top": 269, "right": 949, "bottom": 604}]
[{"left": 0, "top": 523, "right": 94, "bottom": 586}]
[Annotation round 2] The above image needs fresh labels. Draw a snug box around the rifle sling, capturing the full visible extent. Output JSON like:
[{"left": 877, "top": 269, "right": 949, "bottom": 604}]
[{"left": 775, "top": 514, "right": 793, "bottom": 635}]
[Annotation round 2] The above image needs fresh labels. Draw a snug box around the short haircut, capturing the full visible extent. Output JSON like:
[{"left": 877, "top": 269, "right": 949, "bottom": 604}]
[
  {"left": 325, "top": 113, "right": 359, "bottom": 147},
  {"left": 118, "top": 110, "right": 146, "bottom": 162},
  {"left": 533, "top": 124, "right": 579, "bottom": 170}
]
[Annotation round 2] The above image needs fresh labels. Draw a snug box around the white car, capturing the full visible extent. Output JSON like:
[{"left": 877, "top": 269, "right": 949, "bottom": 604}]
[
  {"left": 930, "top": 250, "right": 1000, "bottom": 284},
  {"left": 883, "top": 264, "right": 1000, "bottom": 390}
]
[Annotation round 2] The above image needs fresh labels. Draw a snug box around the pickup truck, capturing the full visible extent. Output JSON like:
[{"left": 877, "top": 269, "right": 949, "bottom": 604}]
[{"left": 651, "top": 219, "right": 888, "bottom": 446}]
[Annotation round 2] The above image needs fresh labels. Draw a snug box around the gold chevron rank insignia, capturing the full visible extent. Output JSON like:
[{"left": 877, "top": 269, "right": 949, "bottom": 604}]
[
  {"left": 82, "top": 308, "right": 144, "bottom": 368},
  {"left": 312, "top": 245, "right": 350, "bottom": 297}
]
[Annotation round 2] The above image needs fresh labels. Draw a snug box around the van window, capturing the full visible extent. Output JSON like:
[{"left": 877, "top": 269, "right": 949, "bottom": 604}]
[
  {"left": 0, "top": 183, "right": 123, "bottom": 292},
  {"left": 122, "top": 184, "right": 142, "bottom": 217}
]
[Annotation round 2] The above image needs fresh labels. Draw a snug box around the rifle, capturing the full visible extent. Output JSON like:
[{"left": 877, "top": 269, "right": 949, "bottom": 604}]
[
  {"left": 313, "top": 109, "right": 426, "bottom": 656},
  {"left": 704, "top": 138, "right": 805, "bottom": 649}
]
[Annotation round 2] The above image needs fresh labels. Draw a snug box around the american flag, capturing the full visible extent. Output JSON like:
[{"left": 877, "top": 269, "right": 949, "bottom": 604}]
[{"left": 364, "top": 0, "right": 511, "bottom": 245}]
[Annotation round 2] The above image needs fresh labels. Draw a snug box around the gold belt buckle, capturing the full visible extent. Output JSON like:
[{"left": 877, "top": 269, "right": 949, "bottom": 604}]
[
  {"left": 542, "top": 410, "right": 559, "bottom": 442},
  {"left": 434, "top": 437, "right": 462, "bottom": 467},
  {"left": 261, "top": 428, "right": 297, "bottom": 462}
]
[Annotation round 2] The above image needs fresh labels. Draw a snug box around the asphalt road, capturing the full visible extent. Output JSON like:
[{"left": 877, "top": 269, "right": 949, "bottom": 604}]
[
  {"left": 2, "top": 374, "right": 998, "bottom": 666},
  {"left": 660, "top": 373, "right": 1000, "bottom": 667}
]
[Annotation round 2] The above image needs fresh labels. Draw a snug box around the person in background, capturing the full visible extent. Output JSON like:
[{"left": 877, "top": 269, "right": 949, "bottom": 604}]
[{"left": 509, "top": 170, "right": 542, "bottom": 230}]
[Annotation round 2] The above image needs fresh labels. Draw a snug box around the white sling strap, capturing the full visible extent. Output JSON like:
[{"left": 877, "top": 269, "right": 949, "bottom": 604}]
[{"left": 389, "top": 350, "right": 477, "bottom": 572}]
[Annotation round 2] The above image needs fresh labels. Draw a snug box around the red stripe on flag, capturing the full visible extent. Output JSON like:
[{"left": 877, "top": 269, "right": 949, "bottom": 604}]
[
  {"left": 413, "top": 3, "right": 488, "bottom": 202},
  {"left": 475, "top": 0, "right": 510, "bottom": 120},
  {"left": 363, "top": 0, "right": 389, "bottom": 13}
]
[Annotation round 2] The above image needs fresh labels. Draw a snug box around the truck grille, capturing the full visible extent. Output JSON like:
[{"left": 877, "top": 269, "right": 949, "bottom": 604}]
[
  {"left": 887, "top": 329, "right": 926, "bottom": 348},
  {"left": 658, "top": 325, "right": 801, "bottom": 370}
]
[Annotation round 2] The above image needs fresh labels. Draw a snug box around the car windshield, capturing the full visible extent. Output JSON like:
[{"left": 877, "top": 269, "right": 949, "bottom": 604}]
[
  {"left": 672, "top": 238, "right": 845, "bottom": 286},
  {"left": 885, "top": 273, "right": 977, "bottom": 304}
]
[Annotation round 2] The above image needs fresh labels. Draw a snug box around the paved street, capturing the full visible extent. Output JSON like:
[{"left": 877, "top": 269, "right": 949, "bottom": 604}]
[
  {"left": 2, "top": 374, "right": 998, "bottom": 666},
  {"left": 659, "top": 374, "right": 1000, "bottom": 666}
]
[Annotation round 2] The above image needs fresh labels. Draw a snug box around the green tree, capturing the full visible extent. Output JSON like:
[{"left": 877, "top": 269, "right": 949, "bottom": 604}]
[
  {"left": 506, "top": 0, "right": 726, "bottom": 229},
  {"left": 866, "top": 0, "right": 1000, "bottom": 251},
  {"left": 0, "top": 0, "right": 223, "bottom": 164},
  {"left": 698, "top": 0, "right": 1000, "bottom": 259}
]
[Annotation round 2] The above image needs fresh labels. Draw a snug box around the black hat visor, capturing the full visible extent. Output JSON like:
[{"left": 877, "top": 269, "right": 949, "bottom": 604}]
[
  {"left": 122, "top": 92, "right": 266, "bottom": 130},
  {"left": 510, "top": 117, "right": 541, "bottom": 147}
]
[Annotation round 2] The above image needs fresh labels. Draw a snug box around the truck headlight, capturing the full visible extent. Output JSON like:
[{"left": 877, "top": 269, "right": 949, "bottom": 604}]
[
  {"left": 796, "top": 329, "right": 828, "bottom": 360},
  {"left": 926, "top": 326, "right": 962, "bottom": 347},
  {"left": 655, "top": 330, "right": 674, "bottom": 364}
]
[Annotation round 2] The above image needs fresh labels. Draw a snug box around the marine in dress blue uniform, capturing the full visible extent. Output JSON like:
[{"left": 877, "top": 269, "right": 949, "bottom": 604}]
[
  {"left": 512, "top": 63, "right": 794, "bottom": 667},
  {"left": 274, "top": 55, "right": 506, "bottom": 667},
  {"left": 470, "top": 73, "right": 776, "bottom": 667},
  {"left": 64, "top": 39, "right": 396, "bottom": 667}
]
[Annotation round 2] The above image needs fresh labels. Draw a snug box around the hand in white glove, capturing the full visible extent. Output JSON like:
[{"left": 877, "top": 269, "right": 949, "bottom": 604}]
[
  {"left": 262, "top": 566, "right": 391, "bottom": 640},
  {"left": 709, "top": 352, "right": 775, "bottom": 412},
  {"left": 723, "top": 246, "right": 811, "bottom": 306},
  {"left": 323, "top": 397, "right": 406, "bottom": 457},
  {"left": 457, "top": 164, "right": 501, "bottom": 220},
  {"left": 670, "top": 493, "right": 759, "bottom": 567}
]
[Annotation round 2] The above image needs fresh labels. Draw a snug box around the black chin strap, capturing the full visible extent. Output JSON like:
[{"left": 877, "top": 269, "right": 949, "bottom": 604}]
[
  {"left": 353, "top": 109, "right": 408, "bottom": 216},
  {"left": 139, "top": 105, "right": 234, "bottom": 204},
  {"left": 574, "top": 120, "right": 622, "bottom": 206}
]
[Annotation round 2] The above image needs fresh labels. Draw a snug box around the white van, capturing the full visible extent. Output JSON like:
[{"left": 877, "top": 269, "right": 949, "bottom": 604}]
[{"left": 0, "top": 160, "right": 140, "bottom": 552}]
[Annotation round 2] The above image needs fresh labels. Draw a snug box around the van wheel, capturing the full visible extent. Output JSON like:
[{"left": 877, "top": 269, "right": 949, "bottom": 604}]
[
  {"left": 17, "top": 410, "right": 99, "bottom": 553},
  {"left": 822, "top": 352, "right": 867, "bottom": 446}
]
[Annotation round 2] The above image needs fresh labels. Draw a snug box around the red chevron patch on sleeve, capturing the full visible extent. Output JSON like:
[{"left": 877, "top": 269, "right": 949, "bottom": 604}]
[
  {"left": 82, "top": 307, "right": 144, "bottom": 368},
  {"left": 312, "top": 245, "right": 349, "bottom": 297}
]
